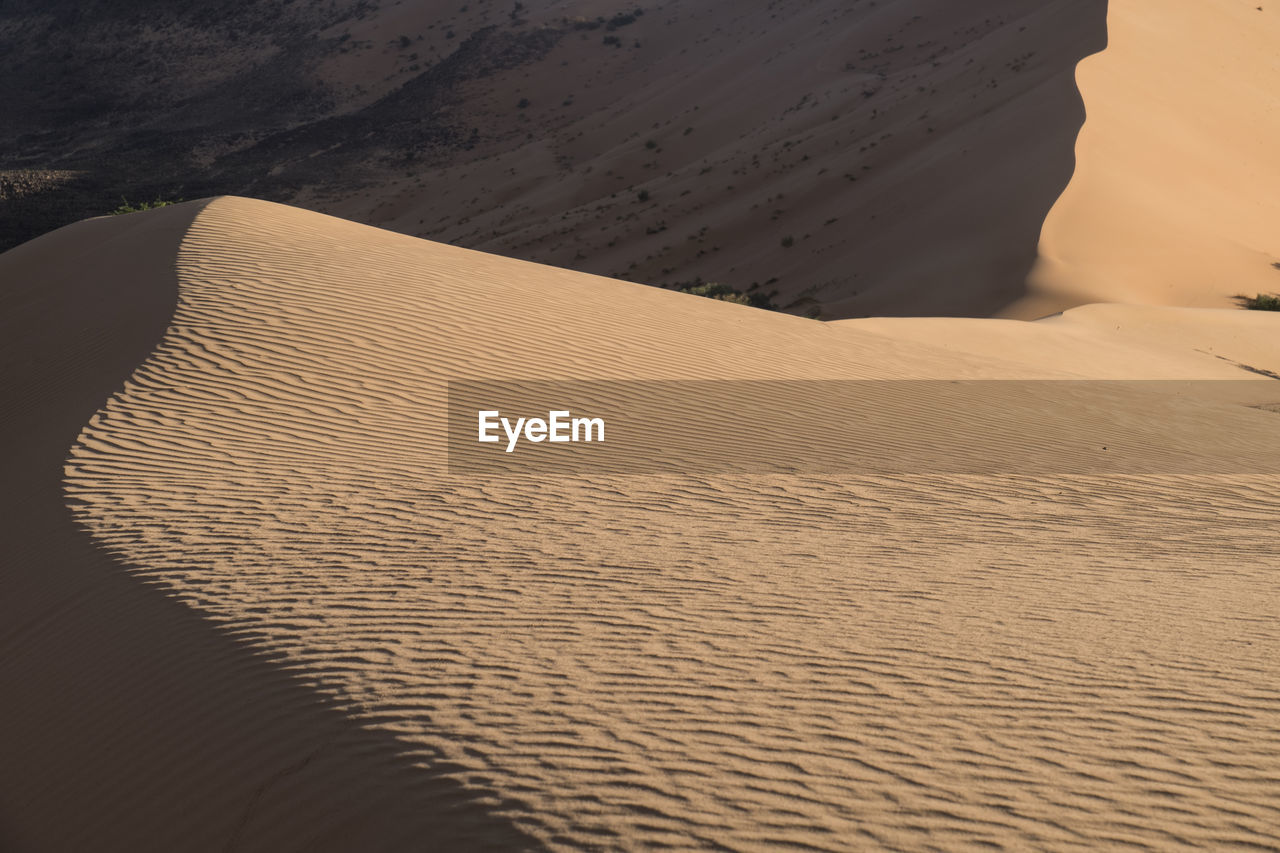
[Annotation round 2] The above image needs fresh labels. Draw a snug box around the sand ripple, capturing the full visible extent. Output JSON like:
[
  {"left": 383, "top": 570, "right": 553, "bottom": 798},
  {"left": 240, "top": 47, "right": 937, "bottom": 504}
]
[{"left": 65, "top": 198, "right": 1280, "bottom": 851}]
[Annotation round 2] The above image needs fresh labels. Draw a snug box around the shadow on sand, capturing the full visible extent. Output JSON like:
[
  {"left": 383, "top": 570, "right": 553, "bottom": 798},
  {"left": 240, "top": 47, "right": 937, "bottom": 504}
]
[
  {"left": 993, "top": 0, "right": 1111, "bottom": 316},
  {"left": 843, "top": 0, "right": 1111, "bottom": 319},
  {"left": 0, "top": 201, "right": 545, "bottom": 852}
]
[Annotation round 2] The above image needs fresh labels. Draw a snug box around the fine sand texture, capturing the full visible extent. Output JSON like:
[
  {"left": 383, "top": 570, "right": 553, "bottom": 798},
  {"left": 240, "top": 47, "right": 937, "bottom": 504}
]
[
  {"left": 4, "top": 197, "right": 1279, "bottom": 850},
  {"left": 1011, "top": 0, "right": 1280, "bottom": 318},
  {"left": 0, "top": 202, "right": 542, "bottom": 852}
]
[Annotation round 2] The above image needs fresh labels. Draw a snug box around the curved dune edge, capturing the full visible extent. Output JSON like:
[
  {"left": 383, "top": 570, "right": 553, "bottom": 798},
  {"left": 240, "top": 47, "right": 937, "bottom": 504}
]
[
  {"left": 1008, "top": 0, "right": 1280, "bottom": 318},
  {"left": 49, "top": 197, "right": 1280, "bottom": 850},
  {"left": 0, "top": 203, "right": 543, "bottom": 852},
  {"left": 317, "top": 0, "right": 1111, "bottom": 321}
]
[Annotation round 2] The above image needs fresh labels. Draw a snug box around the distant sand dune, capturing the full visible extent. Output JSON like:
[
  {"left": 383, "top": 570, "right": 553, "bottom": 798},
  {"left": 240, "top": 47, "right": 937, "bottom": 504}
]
[
  {"left": 1, "top": 0, "right": 1114, "bottom": 318},
  {"left": 1, "top": 198, "right": 1271, "bottom": 849},
  {"left": 326, "top": 0, "right": 1113, "bottom": 319},
  {"left": 1015, "top": 0, "right": 1280, "bottom": 317}
]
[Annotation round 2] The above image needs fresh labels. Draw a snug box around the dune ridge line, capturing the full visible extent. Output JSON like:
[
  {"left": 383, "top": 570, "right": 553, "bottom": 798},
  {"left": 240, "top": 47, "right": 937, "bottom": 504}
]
[{"left": 46, "top": 196, "right": 1280, "bottom": 850}]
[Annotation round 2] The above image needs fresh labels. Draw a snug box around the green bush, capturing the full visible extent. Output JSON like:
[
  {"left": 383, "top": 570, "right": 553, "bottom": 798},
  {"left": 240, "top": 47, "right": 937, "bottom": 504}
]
[
  {"left": 110, "top": 197, "right": 181, "bottom": 215},
  {"left": 1242, "top": 293, "right": 1280, "bottom": 311}
]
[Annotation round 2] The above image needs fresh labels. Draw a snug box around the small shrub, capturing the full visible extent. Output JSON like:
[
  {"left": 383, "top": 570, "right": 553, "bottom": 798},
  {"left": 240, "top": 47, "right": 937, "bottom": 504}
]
[
  {"left": 780, "top": 235, "right": 794, "bottom": 248},
  {"left": 516, "top": 97, "right": 530, "bottom": 109},
  {"left": 110, "top": 197, "right": 181, "bottom": 215},
  {"left": 1240, "top": 293, "right": 1280, "bottom": 311},
  {"left": 605, "top": 10, "right": 644, "bottom": 30},
  {"left": 636, "top": 189, "right": 650, "bottom": 202},
  {"left": 674, "top": 280, "right": 777, "bottom": 310}
]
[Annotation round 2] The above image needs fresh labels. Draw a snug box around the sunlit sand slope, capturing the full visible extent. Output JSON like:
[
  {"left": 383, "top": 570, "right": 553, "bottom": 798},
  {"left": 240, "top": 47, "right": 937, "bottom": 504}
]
[
  {"left": 840, "top": 303, "right": 1280, "bottom": 379},
  {"left": 1015, "top": 0, "right": 1280, "bottom": 317},
  {"left": 9, "top": 197, "right": 1280, "bottom": 850}
]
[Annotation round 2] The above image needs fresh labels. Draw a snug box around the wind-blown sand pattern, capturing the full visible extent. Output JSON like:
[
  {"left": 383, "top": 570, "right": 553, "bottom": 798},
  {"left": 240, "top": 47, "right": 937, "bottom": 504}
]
[
  {"left": 0, "top": 196, "right": 1268, "bottom": 849},
  {"left": 0, "top": 202, "right": 543, "bottom": 852}
]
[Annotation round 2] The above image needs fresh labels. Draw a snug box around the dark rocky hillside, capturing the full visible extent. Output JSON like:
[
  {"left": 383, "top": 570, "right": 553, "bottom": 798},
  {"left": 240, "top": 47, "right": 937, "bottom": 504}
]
[{"left": 1, "top": 0, "right": 1108, "bottom": 318}]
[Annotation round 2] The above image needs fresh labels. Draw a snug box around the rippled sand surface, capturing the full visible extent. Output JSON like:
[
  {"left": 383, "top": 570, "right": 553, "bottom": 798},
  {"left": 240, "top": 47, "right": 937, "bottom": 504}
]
[{"left": 2, "top": 198, "right": 1274, "bottom": 849}]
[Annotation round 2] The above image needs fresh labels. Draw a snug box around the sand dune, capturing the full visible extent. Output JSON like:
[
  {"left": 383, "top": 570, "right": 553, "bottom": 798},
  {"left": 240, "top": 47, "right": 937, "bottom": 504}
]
[
  {"left": 320, "top": 0, "right": 1111, "bottom": 318},
  {"left": 0, "top": 203, "right": 541, "bottom": 852},
  {"left": 6, "top": 1, "right": 1275, "bottom": 322},
  {"left": 1012, "top": 0, "right": 1280, "bottom": 317},
  {"left": 3, "top": 197, "right": 1278, "bottom": 849},
  {"left": 3, "top": 0, "right": 1110, "bottom": 318},
  {"left": 841, "top": 303, "right": 1280, "bottom": 380}
]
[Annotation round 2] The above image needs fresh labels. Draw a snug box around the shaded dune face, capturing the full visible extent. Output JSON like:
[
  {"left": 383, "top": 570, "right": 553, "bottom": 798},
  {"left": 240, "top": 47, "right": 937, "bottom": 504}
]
[
  {"left": 0, "top": 203, "right": 543, "bottom": 852},
  {"left": 55, "top": 199, "right": 1280, "bottom": 850},
  {"left": 1022, "top": 0, "right": 1280, "bottom": 317},
  {"left": 1, "top": 0, "right": 1110, "bottom": 319},
  {"left": 734, "top": 0, "right": 1111, "bottom": 318},
  {"left": 339, "top": 0, "right": 1115, "bottom": 320}
]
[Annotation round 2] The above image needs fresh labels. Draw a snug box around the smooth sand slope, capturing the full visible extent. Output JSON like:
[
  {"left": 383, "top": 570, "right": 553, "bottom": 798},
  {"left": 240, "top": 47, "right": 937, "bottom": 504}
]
[
  {"left": 1012, "top": 0, "right": 1280, "bottom": 317},
  {"left": 4, "top": 198, "right": 1280, "bottom": 850}
]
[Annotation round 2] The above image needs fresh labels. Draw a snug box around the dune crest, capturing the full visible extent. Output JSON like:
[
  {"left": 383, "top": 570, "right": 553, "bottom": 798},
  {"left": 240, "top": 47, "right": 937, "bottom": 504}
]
[
  {"left": 0, "top": 202, "right": 544, "bottom": 852},
  {"left": 34, "top": 198, "right": 1279, "bottom": 849}
]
